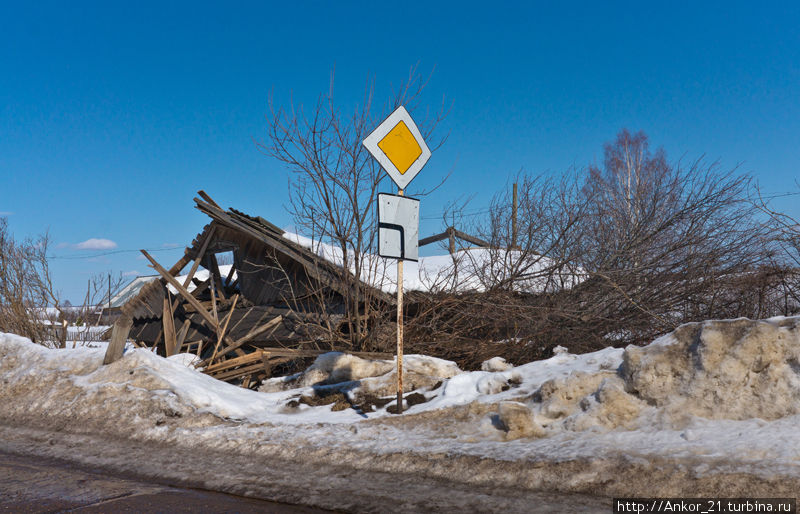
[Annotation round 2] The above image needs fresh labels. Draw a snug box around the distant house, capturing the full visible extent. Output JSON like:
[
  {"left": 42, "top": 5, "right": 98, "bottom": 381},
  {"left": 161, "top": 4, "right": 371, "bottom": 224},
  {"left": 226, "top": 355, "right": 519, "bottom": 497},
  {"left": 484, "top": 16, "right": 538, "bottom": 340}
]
[{"left": 109, "top": 275, "right": 159, "bottom": 310}]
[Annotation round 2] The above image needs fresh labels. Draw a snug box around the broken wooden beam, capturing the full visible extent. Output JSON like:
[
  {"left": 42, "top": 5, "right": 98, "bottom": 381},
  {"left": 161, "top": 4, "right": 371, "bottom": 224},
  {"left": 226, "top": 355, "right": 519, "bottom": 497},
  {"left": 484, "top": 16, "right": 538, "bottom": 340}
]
[
  {"left": 141, "top": 249, "right": 220, "bottom": 332},
  {"left": 183, "top": 225, "right": 216, "bottom": 288},
  {"left": 175, "top": 319, "right": 191, "bottom": 351},
  {"left": 197, "top": 190, "right": 222, "bottom": 209},
  {"left": 199, "top": 315, "right": 283, "bottom": 366},
  {"left": 204, "top": 347, "right": 393, "bottom": 374},
  {"left": 170, "top": 224, "right": 217, "bottom": 314},
  {"left": 210, "top": 294, "right": 240, "bottom": 364},
  {"left": 163, "top": 297, "right": 178, "bottom": 357},
  {"left": 205, "top": 252, "right": 227, "bottom": 301},
  {"left": 419, "top": 227, "right": 491, "bottom": 249},
  {"left": 102, "top": 315, "right": 133, "bottom": 365}
]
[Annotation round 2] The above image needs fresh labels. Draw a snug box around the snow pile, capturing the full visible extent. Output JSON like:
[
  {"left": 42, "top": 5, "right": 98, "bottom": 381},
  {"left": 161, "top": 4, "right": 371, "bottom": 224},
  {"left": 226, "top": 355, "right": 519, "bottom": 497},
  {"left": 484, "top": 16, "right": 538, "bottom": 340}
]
[
  {"left": 260, "top": 351, "right": 461, "bottom": 402},
  {"left": 0, "top": 332, "right": 279, "bottom": 426},
  {"left": 515, "top": 317, "right": 800, "bottom": 438},
  {"left": 168, "top": 352, "right": 202, "bottom": 368},
  {"left": 481, "top": 356, "right": 512, "bottom": 372},
  {"left": 622, "top": 317, "right": 800, "bottom": 421},
  {"left": 3, "top": 319, "right": 800, "bottom": 500},
  {"left": 7, "top": 317, "right": 799, "bottom": 437}
]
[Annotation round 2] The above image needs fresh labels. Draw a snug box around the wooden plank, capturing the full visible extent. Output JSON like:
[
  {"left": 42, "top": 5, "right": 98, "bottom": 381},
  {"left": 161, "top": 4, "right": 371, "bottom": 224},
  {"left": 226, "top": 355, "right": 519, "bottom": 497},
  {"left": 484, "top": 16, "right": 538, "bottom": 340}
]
[
  {"left": 210, "top": 349, "right": 392, "bottom": 383},
  {"left": 103, "top": 316, "right": 133, "bottom": 365},
  {"left": 205, "top": 347, "right": 392, "bottom": 374},
  {"left": 199, "top": 315, "right": 283, "bottom": 366},
  {"left": 142, "top": 250, "right": 245, "bottom": 361},
  {"left": 175, "top": 319, "right": 191, "bottom": 351},
  {"left": 193, "top": 199, "right": 336, "bottom": 286},
  {"left": 212, "top": 362, "right": 267, "bottom": 382},
  {"left": 197, "top": 190, "right": 222, "bottom": 209},
  {"left": 192, "top": 277, "right": 211, "bottom": 295},
  {"left": 453, "top": 229, "right": 491, "bottom": 248},
  {"left": 168, "top": 253, "right": 192, "bottom": 277},
  {"left": 224, "top": 265, "right": 236, "bottom": 288},
  {"left": 149, "top": 327, "right": 163, "bottom": 352},
  {"left": 141, "top": 250, "right": 220, "bottom": 332},
  {"left": 419, "top": 229, "right": 451, "bottom": 247},
  {"left": 419, "top": 228, "right": 491, "bottom": 249},
  {"left": 205, "top": 253, "right": 227, "bottom": 301},
  {"left": 183, "top": 225, "right": 216, "bottom": 288},
  {"left": 163, "top": 297, "right": 178, "bottom": 356},
  {"left": 260, "top": 353, "right": 273, "bottom": 379},
  {"left": 171, "top": 225, "right": 217, "bottom": 313},
  {"left": 206, "top": 351, "right": 263, "bottom": 373},
  {"left": 210, "top": 279, "right": 219, "bottom": 332},
  {"left": 226, "top": 306, "right": 254, "bottom": 337},
  {"left": 210, "top": 294, "right": 239, "bottom": 364}
]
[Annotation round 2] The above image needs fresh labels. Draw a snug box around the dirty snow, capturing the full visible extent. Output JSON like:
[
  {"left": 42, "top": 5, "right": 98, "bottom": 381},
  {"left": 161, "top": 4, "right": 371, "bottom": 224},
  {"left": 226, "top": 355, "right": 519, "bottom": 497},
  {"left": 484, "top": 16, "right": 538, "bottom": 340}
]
[{"left": 2, "top": 316, "right": 800, "bottom": 503}]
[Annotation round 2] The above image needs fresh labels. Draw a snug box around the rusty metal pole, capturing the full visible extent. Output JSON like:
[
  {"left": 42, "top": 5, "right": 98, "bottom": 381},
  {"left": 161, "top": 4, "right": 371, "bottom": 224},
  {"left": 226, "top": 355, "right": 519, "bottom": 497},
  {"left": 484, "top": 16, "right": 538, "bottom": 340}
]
[{"left": 396, "top": 189, "right": 404, "bottom": 414}]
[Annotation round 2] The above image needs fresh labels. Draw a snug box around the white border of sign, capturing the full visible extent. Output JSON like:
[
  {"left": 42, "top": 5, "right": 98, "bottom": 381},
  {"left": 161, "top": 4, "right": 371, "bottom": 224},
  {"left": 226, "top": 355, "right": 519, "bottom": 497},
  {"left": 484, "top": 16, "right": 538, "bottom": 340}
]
[{"left": 362, "top": 106, "right": 431, "bottom": 190}]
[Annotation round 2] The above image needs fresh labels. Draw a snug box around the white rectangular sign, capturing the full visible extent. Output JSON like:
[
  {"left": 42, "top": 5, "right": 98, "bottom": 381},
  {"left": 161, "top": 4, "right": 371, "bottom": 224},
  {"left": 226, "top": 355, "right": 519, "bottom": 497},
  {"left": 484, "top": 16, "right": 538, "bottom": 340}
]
[{"left": 378, "top": 193, "right": 419, "bottom": 261}]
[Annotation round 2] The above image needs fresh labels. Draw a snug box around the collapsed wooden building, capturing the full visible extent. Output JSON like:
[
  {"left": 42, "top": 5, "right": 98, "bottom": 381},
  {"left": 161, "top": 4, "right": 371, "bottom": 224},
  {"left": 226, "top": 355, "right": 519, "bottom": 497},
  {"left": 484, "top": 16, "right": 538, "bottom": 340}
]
[{"left": 103, "top": 191, "right": 392, "bottom": 387}]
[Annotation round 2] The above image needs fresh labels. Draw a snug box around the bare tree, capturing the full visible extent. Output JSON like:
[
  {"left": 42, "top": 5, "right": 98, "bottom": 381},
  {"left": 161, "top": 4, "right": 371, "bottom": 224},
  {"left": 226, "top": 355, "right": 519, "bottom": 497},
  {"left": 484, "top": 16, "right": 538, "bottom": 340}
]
[
  {"left": 258, "top": 68, "right": 448, "bottom": 351},
  {"left": 0, "top": 217, "right": 64, "bottom": 346},
  {"left": 757, "top": 185, "right": 800, "bottom": 266},
  {"left": 755, "top": 184, "right": 800, "bottom": 310},
  {"left": 576, "top": 130, "right": 778, "bottom": 337},
  {"left": 405, "top": 130, "right": 790, "bottom": 369},
  {"left": 66, "top": 272, "right": 126, "bottom": 333}
]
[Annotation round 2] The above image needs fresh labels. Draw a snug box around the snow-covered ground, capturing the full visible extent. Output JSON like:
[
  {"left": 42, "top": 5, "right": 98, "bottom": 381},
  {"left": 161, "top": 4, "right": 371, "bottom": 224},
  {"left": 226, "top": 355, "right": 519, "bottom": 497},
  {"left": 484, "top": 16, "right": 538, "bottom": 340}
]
[
  {"left": 1, "top": 316, "right": 799, "bottom": 511},
  {"left": 285, "top": 231, "right": 581, "bottom": 294}
]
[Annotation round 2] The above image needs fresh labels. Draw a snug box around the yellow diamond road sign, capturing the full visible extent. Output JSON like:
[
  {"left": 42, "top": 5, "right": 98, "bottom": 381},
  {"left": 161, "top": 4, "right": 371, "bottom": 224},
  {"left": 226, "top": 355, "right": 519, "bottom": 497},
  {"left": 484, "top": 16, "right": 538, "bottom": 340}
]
[{"left": 363, "top": 106, "right": 431, "bottom": 190}]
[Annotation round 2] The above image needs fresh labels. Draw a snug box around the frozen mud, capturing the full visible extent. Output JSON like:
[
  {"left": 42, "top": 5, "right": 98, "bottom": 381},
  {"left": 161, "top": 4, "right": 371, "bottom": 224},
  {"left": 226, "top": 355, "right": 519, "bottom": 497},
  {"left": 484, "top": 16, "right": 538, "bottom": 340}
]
[{"left": 1, "top": 317, "right": 800, "bottom": 511}]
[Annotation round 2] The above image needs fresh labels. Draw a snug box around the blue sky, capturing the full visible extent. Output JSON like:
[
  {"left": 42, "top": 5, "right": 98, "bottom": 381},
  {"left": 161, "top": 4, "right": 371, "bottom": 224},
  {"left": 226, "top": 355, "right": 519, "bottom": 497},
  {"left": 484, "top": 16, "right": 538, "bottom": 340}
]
[{"left": 1, "top": 1, "right": 799, "bottom": 303}]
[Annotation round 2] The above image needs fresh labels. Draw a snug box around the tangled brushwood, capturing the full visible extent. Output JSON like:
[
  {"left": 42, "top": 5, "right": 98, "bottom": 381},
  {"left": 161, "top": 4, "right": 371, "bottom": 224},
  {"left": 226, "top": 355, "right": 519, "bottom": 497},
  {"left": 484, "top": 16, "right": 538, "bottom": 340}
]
[{"left": 403, "top": 130, "right": 800, "bottom": 368}]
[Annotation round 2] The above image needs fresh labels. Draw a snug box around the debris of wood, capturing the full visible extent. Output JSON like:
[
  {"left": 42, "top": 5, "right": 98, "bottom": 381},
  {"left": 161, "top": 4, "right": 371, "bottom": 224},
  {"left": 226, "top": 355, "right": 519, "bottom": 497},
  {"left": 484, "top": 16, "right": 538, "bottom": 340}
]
[{"left": 106, "top": 191, "right": 394, "bottom": 388}]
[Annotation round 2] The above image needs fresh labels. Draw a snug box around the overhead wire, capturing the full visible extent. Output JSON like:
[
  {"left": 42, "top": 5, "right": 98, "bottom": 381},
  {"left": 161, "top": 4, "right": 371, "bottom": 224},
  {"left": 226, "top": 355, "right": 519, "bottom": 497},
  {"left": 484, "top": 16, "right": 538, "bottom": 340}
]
[{"left": 48, "top": 247, "right": 183, "bottom": 260}]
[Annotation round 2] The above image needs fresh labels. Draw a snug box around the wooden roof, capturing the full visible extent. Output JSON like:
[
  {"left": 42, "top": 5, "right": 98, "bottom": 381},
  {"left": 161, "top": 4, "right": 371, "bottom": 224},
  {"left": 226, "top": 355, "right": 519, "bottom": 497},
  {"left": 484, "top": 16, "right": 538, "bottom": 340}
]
[{"left": 119, "top": 191, "right": 393, "bottom": 321}]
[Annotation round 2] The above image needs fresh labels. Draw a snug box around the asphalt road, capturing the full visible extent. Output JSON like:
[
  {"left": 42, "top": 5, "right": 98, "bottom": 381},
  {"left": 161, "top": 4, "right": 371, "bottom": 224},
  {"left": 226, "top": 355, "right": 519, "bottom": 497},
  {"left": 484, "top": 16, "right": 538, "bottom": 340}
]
[{"left": 0, "top": 449, "right": 326, "bottom": 513}]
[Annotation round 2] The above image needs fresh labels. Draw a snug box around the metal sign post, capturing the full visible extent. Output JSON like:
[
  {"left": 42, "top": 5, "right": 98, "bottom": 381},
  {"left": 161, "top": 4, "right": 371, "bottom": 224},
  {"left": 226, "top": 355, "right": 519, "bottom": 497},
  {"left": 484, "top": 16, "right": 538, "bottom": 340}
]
[
  {"left": 364, "top": 106, "right": 431, "bottom": 414},
  {"left": 396, "top": 190, "right": 404, "bottom": 413}
]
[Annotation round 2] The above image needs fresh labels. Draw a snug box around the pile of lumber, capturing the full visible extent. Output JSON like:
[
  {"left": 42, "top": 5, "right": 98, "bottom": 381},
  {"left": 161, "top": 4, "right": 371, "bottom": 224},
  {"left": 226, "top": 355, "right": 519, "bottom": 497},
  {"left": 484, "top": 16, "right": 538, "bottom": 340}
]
[{"left": 103, "top": 191, "right": 390, "bottom": 387}]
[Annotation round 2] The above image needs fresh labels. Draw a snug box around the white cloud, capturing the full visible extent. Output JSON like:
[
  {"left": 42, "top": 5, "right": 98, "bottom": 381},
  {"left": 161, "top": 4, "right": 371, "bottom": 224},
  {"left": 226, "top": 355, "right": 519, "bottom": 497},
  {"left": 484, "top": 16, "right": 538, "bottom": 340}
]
[
  {"left": 0, "top": 211, "right": 13, "bottom": 216},
  {"left": 161, "top": 243, "right": 181, "bottom": 249},
  {"left": 122, "top": 270, "right": 141, "bottom": 277},
  {"left": 73, "top": 238, "right": 118, "bottom": 250}
]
